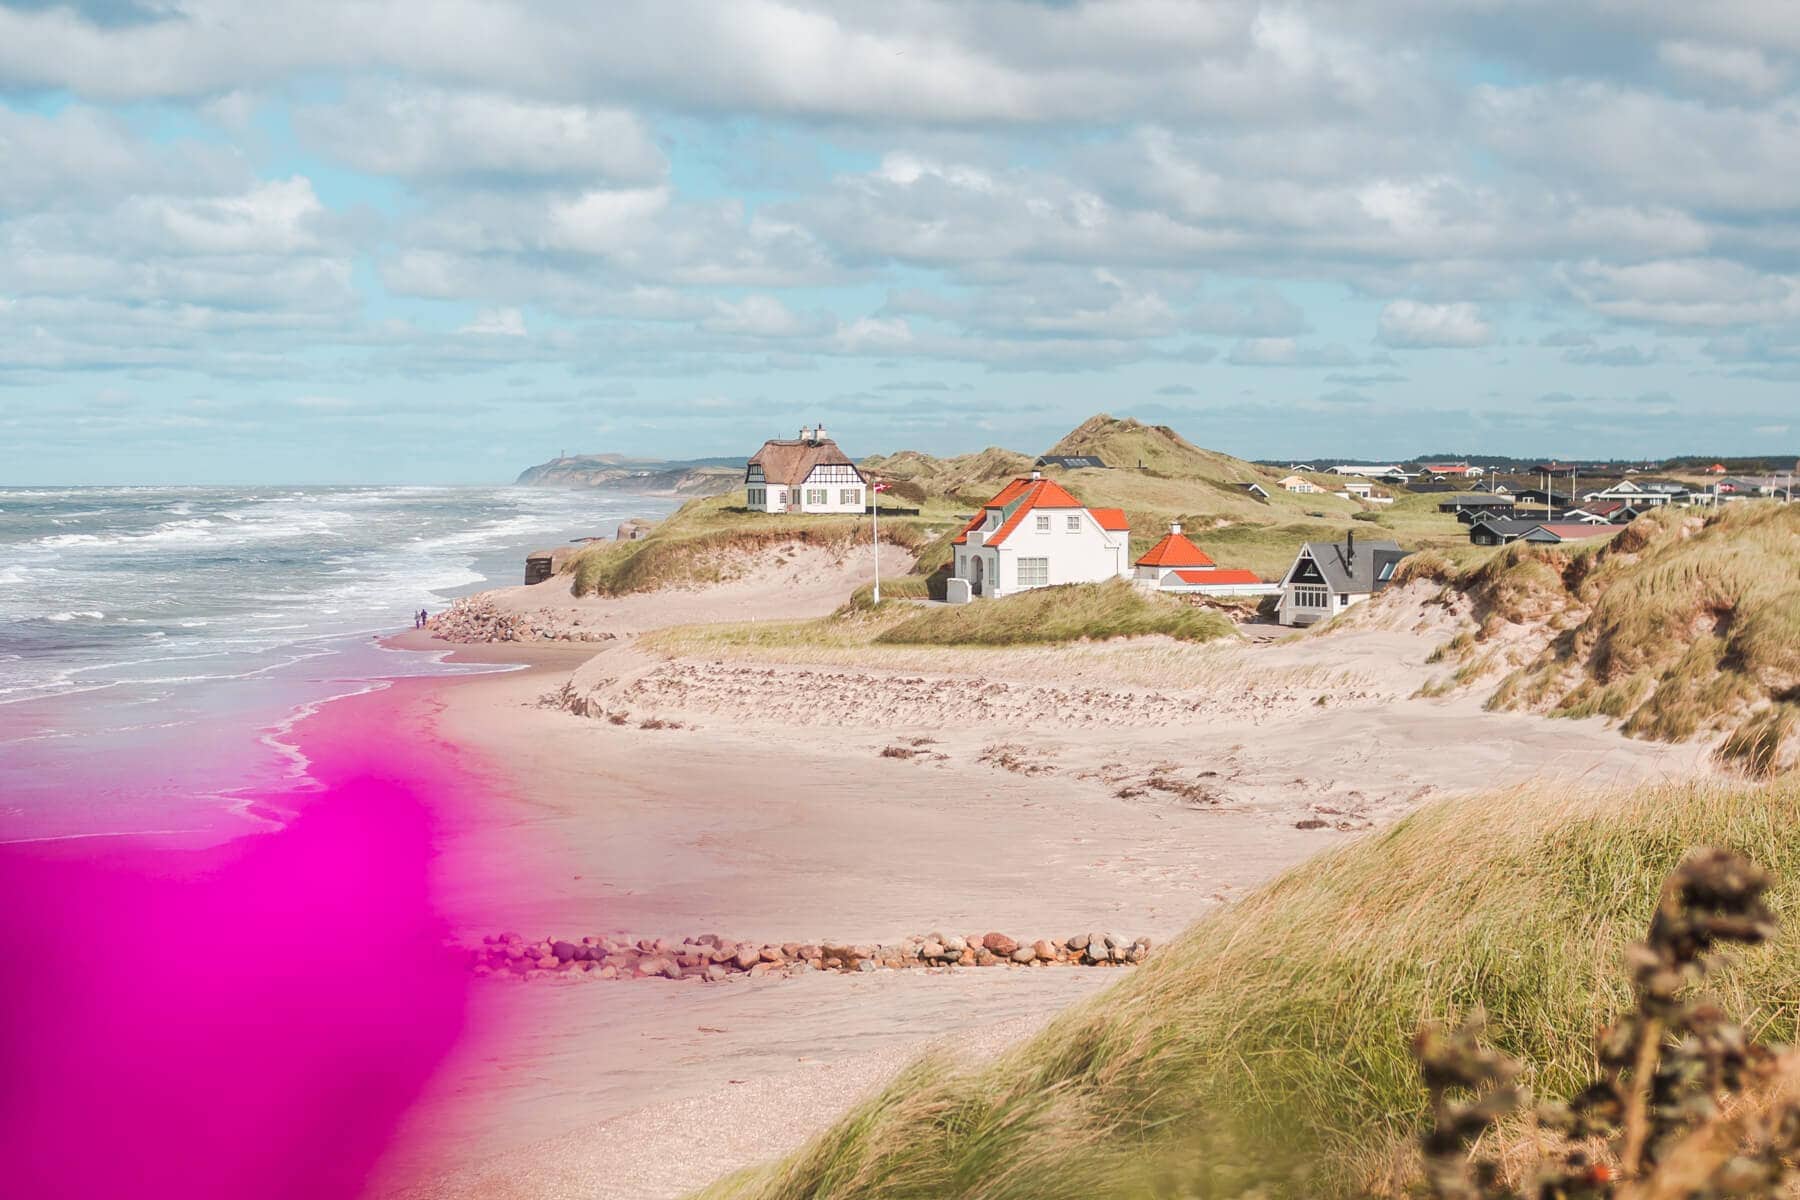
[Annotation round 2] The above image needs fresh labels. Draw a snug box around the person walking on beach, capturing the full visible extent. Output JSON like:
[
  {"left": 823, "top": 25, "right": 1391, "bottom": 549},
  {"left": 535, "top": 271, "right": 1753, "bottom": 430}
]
[{"left": 420, "top": 608, "right": 429, "bottom": 628}]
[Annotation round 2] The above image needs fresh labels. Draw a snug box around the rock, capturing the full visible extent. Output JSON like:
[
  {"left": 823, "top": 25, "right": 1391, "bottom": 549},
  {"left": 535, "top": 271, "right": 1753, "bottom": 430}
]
[
  {"left": 704, "top": 964, "right": 730, "bottom": 983},
  {"left": 1010, "top": 946, "right": 1037, "bottom": 964},
  {"left": 982, "top": 932, "right": 1019, "bottom": 957},
  {"left": 500, "top": 931, "right": 524, "bottom": 945},
  {"left": 1033, "top": 939, "right": 1057, "bottom": 962},
  {"left": 656, "top": 958, "right": 683, "bottom": 980},
  {"left": 1102, "top": 932, "right": 1123, "bottom": 950},
  {"left": 759, "top": 945, "right": 785, "bottom": 963},
  {"left": 958, "top": 950, "right": 977, "bottom": 966},
  {"left": 1083, "top": 942, "right": 1109, "bottom": 965},
  {"left": 733, "top": 946, "right": 760, "bottom": 971},
  {"left": 823, "top": 957, "right": 842, "bottom": 970},
  {"left": 943, "top": 935, "right": 967, "bottom": 953},
  {"left": 799, "top": 944, "right": 822, "bottom": 961},
  {"left": 920, "top": 940, "right": 946, "bottom": 961},
  {"left": 597, "top": 965, "right": 618, "bottom": 980},
  {"left": 1068, "top": 933, "right": 1091, "bottom": 951},
  {"left": 749, "top": 961, "right": 779, "bottom": 977},
  {"left": 858, "top": 959, "right": 877, "bottom": 973},
  {"left": 535, "top": 955, "right": 559, "bottom": 970},
  {"left": 781, "top": 942, "right": 802, "bottom": 959},
  {"left": 1295, "top": 818, "right": 1329, "bottom": 830},
  {"left": 975, "top": 949, "right": 999, "bottom": 967},
  {"left": 553, "top": 940, "right": 579, "bottom": 964}
]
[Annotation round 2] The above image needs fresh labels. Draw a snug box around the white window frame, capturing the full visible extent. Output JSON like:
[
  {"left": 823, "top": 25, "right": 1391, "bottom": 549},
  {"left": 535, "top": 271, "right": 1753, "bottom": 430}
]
[
  {"left": 1035, "top": 514, "right": 1051, "bottom": 532},
  {"left": 1065, "top": 514, "right": 1081, "bottom": 532},
  {"left": 1016, "top": 557, "right": 1049, "bottom": 588},
  {"left": 1292, "top": 586, "right": 1329, "bottom": 608},
  {"left": 840, "top": 488, "right": 862, "bottom": 506},
  {"left": 748, "top": 488, "right": 765, "bottom": 507},
  {"left": 805, "top": 488, "right": 828, "bottom": 506}
]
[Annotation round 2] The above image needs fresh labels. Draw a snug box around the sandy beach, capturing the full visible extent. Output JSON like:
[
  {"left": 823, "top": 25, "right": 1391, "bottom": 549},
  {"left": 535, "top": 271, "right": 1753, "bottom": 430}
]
[{"left": 312, "top": 554, "right": 1716, "bottom": 1200}]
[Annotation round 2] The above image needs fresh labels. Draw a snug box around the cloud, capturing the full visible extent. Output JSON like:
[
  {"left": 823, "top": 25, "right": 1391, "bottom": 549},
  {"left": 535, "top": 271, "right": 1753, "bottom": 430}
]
[
  {"left": 1227, "top": 337, "right": 1361, "bottom": 366},
  {"left": 296, "top": 84, "right": 667, "bottom": 184},
  {"left": 1156, "top": 384, "right": 1199, "bottom": 395},
  {"left": 1376, "top": 300, "right": 1493, "bottom": 347},
  {"left": 459, "top": 307, "right": 527, "bottom": 336}
]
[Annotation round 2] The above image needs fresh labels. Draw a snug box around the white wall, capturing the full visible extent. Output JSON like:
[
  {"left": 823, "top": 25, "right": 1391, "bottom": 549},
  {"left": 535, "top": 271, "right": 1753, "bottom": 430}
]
[
  {"left": 793, "top": 465, "right": 866, "bottom": 513},
  {"left": 981, "top": 509, "right": 1128, "bottom": 598}
]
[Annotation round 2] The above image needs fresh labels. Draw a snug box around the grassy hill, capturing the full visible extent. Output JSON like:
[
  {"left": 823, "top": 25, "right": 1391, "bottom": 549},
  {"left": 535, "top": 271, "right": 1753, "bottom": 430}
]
[
  {"left": 556, "top": 414, "right": 1481, "bottom": 603},
  {"left": 696, "top": 773, "right": 1800, "bottom": 1200},
  {"left": 1400, "top": 503, "right": 1800, "bottom": 774}
]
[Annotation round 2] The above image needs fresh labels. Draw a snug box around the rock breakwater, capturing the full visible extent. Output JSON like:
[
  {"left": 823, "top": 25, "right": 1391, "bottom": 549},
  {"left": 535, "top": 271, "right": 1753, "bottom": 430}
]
[
  {"left": 469, "top": 930, "right": 1152, "bottom": 982},
  {"left": 428, "top": 596, "right": 616, "bottom": 644}
]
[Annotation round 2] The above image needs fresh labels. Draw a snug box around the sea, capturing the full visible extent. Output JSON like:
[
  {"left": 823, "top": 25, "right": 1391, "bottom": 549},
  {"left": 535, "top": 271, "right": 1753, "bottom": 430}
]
[{"left": 0, "top": 485, "right": 677, "bottom": 845}]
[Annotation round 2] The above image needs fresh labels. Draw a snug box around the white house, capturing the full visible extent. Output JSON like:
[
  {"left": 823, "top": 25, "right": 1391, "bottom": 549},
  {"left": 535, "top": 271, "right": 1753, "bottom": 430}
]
[
  {"left": 1332, "top": 464, "right": 1412, "bottom": 481},
  {"left": 1579, "top": 479, "right": 1686, "bottom": 508},
  {"left": 744, "top": 426, "right": 867, "bottom": 514},
  {"left": 1279, "top": 474, "right": 1322, "bottom": 494},
  {"left": 1134, "top": 523, "right": 1277, "bottom": 597},
  {"left": 1275, "top": 532, "right": 1411, "bottom": 627},
  {"left": 1335, "top": 480, "right": 1395, "bottom": 504},
  {"left": 948, "top": 474, "right": 1130, "bottom": 602}
]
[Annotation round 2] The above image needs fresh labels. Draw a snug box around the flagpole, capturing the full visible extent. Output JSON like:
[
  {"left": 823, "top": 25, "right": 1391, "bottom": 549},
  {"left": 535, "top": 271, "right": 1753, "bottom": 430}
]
[{"left": 871, "top": 489, "right": 881, "bottom": 605}]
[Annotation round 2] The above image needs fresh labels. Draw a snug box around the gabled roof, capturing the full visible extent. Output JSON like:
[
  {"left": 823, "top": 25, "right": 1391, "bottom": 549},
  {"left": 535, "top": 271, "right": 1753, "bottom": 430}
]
[
  {"left": 1529, "top": 523, "right": 1620, "bottom": 541},
  {"left": 1035, "top": 454, "right": 1108, "bottom": 469},
  {"left": 952, "top": 477, "right": 1126, "bottom": 547},
  {"left": 1288, "top": 538, "right": 1409, "bottom": 595},
  {"left": 1137, "top": 530, "right": 1215, "bottom": 568},
  {"left": 746, "top": 437, "right": 862, "bottom": 487},
  {"left": 1170, "top": 568, "right": 1263, "bottom": 585}
]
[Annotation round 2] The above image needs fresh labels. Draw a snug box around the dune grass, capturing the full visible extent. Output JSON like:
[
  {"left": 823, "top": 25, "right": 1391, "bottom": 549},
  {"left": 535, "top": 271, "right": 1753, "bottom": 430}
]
[
  {"left": 561, "top": 495, "right": 953, "bottom": 597},
  {"left": 871, "top": 579, "right": 1236, "bottom": 647},
  {"left": 696, "top": 774, "right": 1800, "bottom": 1200}
]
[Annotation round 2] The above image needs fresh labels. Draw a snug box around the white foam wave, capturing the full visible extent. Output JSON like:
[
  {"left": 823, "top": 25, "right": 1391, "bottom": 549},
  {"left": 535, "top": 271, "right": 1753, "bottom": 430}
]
[{"left": 46, "top": 610, "right": 105, "bottom": 622}]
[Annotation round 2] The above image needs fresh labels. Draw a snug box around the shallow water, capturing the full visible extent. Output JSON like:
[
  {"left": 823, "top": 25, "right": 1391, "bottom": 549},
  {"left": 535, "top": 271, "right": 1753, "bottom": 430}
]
[{"left": 0, "top": 484, "right": 675, "bottom": 842}]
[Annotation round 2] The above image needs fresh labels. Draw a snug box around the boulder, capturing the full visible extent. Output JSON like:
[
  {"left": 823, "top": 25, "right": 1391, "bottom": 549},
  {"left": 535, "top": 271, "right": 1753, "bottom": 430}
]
[
  {"left": 1067, "top": 933, "right": 1091, "bottom": 951},
  {"left": 919, "top": 940, "right": 946, "bottom": 961},
  {"left": 704, "top": 964, "right": 730, "bottom": 983},
  {"left": 975, "top": 949, "right": 999, "bottom": 967},
  {"left": 1033, "top": 940, "right": 1057, "bottom": 962},
  {"left": 799, "top": 944, "right": 822, "bottom": 961},
  {"left": 943, "top": 935, "right": 967, "bottom": 954},
  {"left": 597, "top": 965, "right": 619, "bottom": 980},
  {"left": 1009, "top": 946, "right": 1037, "bottom": 965},
  {"left": 982, "top": 932, "right": 1020, "bottom": 957},
  {"left": 733, "top": 946, "right": 760, "bottom": 971},
  {"left": 759, "top": 945, "right": 785, "bottom": 963},
  {"left": 551, "top": 941, "right": 579, "bottom": 962},
  {"left": 858, "top": 959, "right": 878, "bottom": 973}
]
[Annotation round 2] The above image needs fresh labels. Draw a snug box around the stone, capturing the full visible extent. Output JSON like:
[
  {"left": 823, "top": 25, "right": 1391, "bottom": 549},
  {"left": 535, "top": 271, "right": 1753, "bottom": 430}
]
[
  {"left": 500, "top": 931, "right": 524, "bottom": 945},
  {"left": 919, "top": 940, "right": 946, "bottom": 961},
  {"left": 1126, "top": 945, "right": 1146, "bottom": 963},
  {"left": 799, "top": 944, "right": 822, "bottom": 961},
  {"left": 759, "top": 945, "right": 785, "bottom": 963},
  {"left": 1010, "top": 946, "right": 1037, "bottom": 964},
  {"left": 823, "top": 957, "right": 842, "bottom": 970},
  {"left": 1067, "top": 933, "right": 1090, "bottom": 951},
  {"left": 551, "top": 940, "right": 578, "bottom": 962},
  {"left": 1083, "top": 942, "right": 1109, "bottom": 965},
  {"left": 858, "top": 959, "right": 878, "bottom": 973},
  {"left": 536, "top": 955, "right": 559, "bottom": 970},
  {"left": 781, "top": 942, "right": 802, "bottom": 959},
  {"left": 703, "top": 964, "right": 729, "bottom": 983},
  {"left": 657, "top": 958, "right": 683, "bottom": 980},
  {"left": 697, "top": 933, "right": 721, "bottom": 948},
  {"left": 958, "top": 950, "right": 977, "bottom": 966},
  {"left": 1102, "top": 933, "right": 1123, "bottom": 950},
  {"left": 749, "top": 961, "right": 778, "bottom": 977},
  {"left": 597, "top": 965, "right": 618, "bottom": 980},
  {"left": 982, "top": 932, "right": 1020, "bottom": 957},
  {"left": 975, "top": 949, "right": 999, "bottom": 967},
  {"left": 943, "top": 935, "right": 967, "bottom": 954},
  {"left": 1033, "top": 940, "right": 1057, "bottom": 962},
  {"left": 1111, "top": 946, "right": 1128, "bottom": 963},
  {"left": 733, "top": 946, "right": 760, "bottom": 971},
  {"left": 710, "top": 945, "right": 739, "bottom": 964}
]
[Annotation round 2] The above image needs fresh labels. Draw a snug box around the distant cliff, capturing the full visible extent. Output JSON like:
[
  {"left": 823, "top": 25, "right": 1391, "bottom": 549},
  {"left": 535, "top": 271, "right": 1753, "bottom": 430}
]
[{"left": 515, "top": 454, "right": 744, "bottom": 495}]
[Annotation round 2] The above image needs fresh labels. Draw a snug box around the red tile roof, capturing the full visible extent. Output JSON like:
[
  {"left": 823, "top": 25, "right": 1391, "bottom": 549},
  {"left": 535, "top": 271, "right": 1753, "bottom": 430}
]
[
  {"left": 951, "top": 478, "right": 1127, "bottom": 547},
  {"left": 1171, "top": 569, "right": 1264, "bottom": 585},
  {"left": 1136, "top": 530, "right": 1214, "bottom": 568}
]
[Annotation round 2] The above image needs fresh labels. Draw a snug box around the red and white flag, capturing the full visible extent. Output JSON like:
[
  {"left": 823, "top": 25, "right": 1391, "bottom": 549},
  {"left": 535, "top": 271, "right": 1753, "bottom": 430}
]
[{"left": 872, "top": 482, "right": 891, "bottom": 493}]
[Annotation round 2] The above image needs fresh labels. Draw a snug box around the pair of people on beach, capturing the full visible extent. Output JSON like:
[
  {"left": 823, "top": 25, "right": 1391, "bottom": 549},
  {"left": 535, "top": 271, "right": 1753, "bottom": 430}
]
[{"left": 413, "top": 608, "right": 429, "bottom": 629}]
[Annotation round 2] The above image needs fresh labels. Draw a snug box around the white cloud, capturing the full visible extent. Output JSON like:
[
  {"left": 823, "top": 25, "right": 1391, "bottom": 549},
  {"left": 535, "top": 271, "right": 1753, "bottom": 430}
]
[
  {"left": 296, "top": 84, "right": 667, "bottom": 184},
  {"left": 1377, "top": 300, "right": 1493, "bottom": 347},
  {"left": 459, "top": 307, "right": 528, "bottom": 336}
]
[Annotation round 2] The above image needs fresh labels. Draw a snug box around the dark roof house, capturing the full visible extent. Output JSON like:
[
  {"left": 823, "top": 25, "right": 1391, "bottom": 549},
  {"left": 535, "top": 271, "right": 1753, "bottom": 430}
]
[{"left": 1035, "top": 454, "right": 1109, "bottom": 470}]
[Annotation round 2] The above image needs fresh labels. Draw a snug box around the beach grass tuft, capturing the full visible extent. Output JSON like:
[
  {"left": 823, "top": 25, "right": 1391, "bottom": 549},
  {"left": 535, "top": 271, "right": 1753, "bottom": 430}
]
[
  {"left": 872, "top": 580, "right": 1237, "bottom": 647},
  {"left": 694, "top": 773, "right": 1800, "bottom": 1200}
]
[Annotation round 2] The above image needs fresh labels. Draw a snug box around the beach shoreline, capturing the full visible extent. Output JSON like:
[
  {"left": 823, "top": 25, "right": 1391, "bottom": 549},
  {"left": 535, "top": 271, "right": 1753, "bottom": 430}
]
[{"left": 324, "top": 565, "right": 1714, "bottom": 1199}]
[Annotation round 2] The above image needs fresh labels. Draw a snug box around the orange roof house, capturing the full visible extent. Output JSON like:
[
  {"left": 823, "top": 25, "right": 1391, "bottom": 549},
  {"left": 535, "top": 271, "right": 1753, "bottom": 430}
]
[
  {"left": 1133, "top": 521, "right": 1276, "bottom": 596},
  {"left": 947, "top": 473, "right": 1132, "bottom": 601}
]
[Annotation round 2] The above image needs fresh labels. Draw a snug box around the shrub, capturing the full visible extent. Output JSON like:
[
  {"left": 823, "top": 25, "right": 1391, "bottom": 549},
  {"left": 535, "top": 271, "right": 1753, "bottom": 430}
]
[{"left": 873, "top": 579, "right": 1236, "bottom": 647}]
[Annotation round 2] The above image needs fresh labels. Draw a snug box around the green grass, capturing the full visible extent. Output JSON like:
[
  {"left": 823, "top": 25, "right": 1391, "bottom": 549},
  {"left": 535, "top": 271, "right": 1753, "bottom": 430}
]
[
  {"left": 561, "top": 494, "right": 957, "bottom": 597},
  {"left": 872, "top": 580, "right": 1237, "bottom": 647},
  {"left": 696, "top": 774, "right": 1800, "bottom": 1200}
]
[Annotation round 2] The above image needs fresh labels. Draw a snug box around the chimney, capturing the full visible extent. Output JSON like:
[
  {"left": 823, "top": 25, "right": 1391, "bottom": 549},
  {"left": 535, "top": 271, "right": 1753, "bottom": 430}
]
[
  {"left": 1346, "top": 528, "right": 1356, "bottom": 572},
  {"left": 814, "top": 424, "right": 828, "bottom": 443},
  {"left": 1170, "top": 521, "right": 1183, "bottom": 535},
  {"left": 798, "top": 425, "right": 811, "bottom": 442},
  {"left": 1030, "top": 469, "right": 1042, "bottom": 480}
]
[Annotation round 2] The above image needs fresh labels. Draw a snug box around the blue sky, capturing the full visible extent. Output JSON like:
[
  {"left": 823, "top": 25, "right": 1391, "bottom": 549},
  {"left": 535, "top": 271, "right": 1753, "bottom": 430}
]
[{"left": 2, "top": 1, "right": 1799, "bottom": 483}]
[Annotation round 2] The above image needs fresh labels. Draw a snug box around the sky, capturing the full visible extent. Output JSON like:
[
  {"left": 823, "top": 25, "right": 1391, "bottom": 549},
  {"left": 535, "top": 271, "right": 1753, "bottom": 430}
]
[{"left": 2, "top": 1, "right": 1800, "bottom": 484}]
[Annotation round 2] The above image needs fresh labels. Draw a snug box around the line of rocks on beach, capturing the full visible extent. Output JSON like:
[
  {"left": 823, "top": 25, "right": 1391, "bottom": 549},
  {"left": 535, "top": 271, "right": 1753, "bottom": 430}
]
[
  {"left": 470, "top": 930, "right": 1153, "bottom": 982},
  {"left": 427, "top": 597, "right": 616, "bottom": 644}
]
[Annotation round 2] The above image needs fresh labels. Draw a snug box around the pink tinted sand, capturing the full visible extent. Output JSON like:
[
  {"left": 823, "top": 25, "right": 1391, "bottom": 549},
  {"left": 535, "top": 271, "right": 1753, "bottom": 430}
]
[{"left": 0, "top": 683, "right": 495, "bottom": 1200}]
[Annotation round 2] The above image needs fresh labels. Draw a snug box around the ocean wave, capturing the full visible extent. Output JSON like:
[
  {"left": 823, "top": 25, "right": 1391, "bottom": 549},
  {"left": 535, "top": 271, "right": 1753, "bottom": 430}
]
[{"left": 46, "top": 611, "right": 105, "bottom": 622}]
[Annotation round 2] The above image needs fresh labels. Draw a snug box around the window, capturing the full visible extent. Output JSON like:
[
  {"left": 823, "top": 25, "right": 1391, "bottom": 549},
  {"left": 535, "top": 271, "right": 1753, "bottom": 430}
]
[
  {"left": 748, "top": 488, "right": 765, "bottom": 507},
  {"left": 1035, "top": 514, "right": 1051, "bottom": 532},
  {"left": 1292, "top": 587, "right": 1329, "bottom": 608},
  {"left": 841, "top": 488, "right": 862, "bottom": 506},
  {"left": 1017, "top": 557, "right": 1049, "bottom": 587},
  {"left": 1066, "top": 515, "right": 1081, "bottom": 532},
  {"left": 806, "top": 488, "right": 828, "bottom": 506}
]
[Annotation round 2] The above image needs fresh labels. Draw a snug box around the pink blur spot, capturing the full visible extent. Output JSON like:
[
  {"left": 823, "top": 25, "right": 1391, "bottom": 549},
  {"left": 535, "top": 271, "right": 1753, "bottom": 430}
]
[{"left": 0, "top": 707, "right": 476, "bottom": 1199}]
